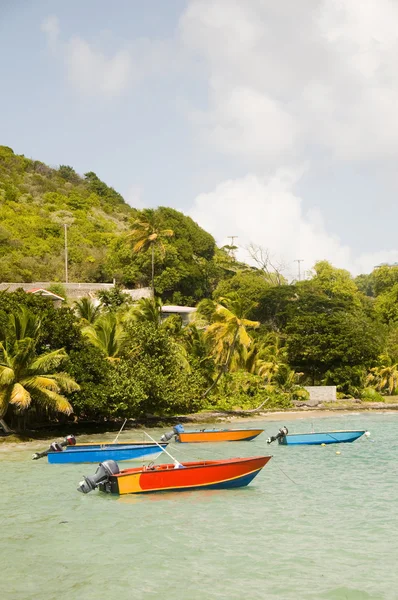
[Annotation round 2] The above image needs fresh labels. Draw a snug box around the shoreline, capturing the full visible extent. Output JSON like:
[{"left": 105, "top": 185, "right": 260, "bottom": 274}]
[{"left": 1, "top": 405, "right": 397, "bottom": 448}]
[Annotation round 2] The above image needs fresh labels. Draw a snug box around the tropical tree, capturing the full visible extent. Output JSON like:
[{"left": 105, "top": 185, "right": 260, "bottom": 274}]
[
  {"left": 127, "top": 209, "right": 173, "bottom": 296},
  {"left": 2, "top": 306, "right": 41, "bottom": 342},
  {"left": 74, "top": 297, "right": 102, "bottom": 324},
  {"left": 366, "top": 355, "right": 398, "bottom": 395},
  {"left": 203, "top": 296, "right": 259, "bottom": 396},
  {"left": 0, "top": 338, "right": 79, "bottom": 429},
  {"left": 82, "top": 313, "right": 126, "bottom": 361},
  {"left": 127, "top": 297, "right": 163, "bottom": 328}
]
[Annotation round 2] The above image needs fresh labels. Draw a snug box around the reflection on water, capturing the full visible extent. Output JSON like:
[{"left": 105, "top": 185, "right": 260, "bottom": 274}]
[{"left": 1, "top": 414, "right": 397, "bottom": 600}]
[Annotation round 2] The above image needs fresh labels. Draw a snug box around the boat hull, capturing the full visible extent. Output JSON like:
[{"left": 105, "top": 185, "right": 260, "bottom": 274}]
[
  {"left": 279, "top": 430, "right": 365, "bottom": 446},
  {"left": 176, "top": 429, "right": 264, "bottom": 443},
  {"left": 99, "top": 456, "right": 271, "bottom": 495},
  {"left": 48, "top": 443, "right": 168, "bottom": 464}
]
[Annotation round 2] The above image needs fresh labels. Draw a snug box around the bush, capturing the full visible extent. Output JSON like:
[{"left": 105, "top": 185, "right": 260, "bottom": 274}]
[
  {"left": 48, "top": 283, "right": 67, "bottom": 300},
  {"left": 360, "top": 387, "right": 385, "bottom": 403},
  {"left": 205, "top": 372, "right": 293, "bottom": 411}
]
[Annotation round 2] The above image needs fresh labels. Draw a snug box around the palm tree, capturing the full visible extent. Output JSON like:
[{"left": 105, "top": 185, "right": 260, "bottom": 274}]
[
  {"left": 367, "top": 355, "right": 398, "bottom": 395},
  {"left": 1, "top": 305, "right": 41, "bottom": 343},
  {"left": 127, "top": 297, "right": 163, "bottom": 328},
  {"left": 127, "top": 210, "right": 173, "bottom": 297},
  {"left": 203, "top": 296, "right": 259, "bottom": 396},
  {"left": 183, "top": 323, "right": 216, "bottom": 384},
  {"left": 82, "top": 313, "right": 126, "bottom": 361},
  {"left": 74, "top": 297, "right": 102, "bottom": 324},
  {"left": 0, "top": 339, "right": 79, "bottom": 428}
]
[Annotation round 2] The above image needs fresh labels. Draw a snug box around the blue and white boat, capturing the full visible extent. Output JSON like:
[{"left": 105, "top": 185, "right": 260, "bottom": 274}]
[
  {"left": 267, "top": 427, "right": 366, "bottom": 446},
  {"left": 32, "top": 435, "right": 169, "bottom": 464}
]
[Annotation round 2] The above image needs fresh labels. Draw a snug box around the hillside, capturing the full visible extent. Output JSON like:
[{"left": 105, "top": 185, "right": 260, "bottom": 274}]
[
  {"left": 0, "top": 145, "right": 134, "bottom": 283},
  {"left": 0, "top": 146, "right": 235, "bottom": 304}
]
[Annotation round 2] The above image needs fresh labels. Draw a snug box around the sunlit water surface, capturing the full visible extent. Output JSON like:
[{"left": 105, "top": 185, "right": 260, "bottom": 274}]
[{"left": 1, "top": 413, "right": 398, "bottom": 600}]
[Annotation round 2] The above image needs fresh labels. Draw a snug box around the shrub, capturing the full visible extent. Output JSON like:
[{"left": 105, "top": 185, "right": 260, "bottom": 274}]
[{"left": 360, "top": 387, "right": 384, "bottom": 403}]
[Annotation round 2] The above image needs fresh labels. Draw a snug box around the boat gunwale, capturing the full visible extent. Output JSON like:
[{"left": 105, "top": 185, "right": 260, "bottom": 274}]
[
  {"left": 180, "top": 428, "right": 264, "bottom": 434},
  {"left": 114, "top": 455, "right": 272, "bottom": 478},
  {"left": 47, "top": 442, "right": 168, "bottom": 455},
  {"left": 285, "top": 430, "right": 365, "bottom": 437}
]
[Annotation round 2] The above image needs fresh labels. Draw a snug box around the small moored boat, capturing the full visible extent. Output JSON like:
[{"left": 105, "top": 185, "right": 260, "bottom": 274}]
[
  {"left": 32, "top": 435, "right": 169, "bottom": 464},
  {"left": 266, "top": 427, "right": 367, "bottom": 446},
  {"left": 160, "top": 424, "right": 264, "bottom": 443},
  {"left": 77, "top": 455, "right": 272, "bottom": 495}
]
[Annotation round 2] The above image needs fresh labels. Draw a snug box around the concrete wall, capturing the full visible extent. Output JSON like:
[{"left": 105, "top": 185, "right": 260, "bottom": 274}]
[
  {"left": 0, "top": 282, "right": 152, "bottom": 301},
  {"left": 304, "top": 386, "right": 337, "bottom": 402}
]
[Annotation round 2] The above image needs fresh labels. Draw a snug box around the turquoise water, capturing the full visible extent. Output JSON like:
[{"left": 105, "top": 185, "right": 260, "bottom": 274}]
[{"left": 1, "top": 413, "right": 397, "bottom": 600}]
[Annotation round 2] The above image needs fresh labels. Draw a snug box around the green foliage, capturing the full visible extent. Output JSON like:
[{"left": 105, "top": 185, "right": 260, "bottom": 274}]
[
  {"left": 213, "top": 271, "right": 270, "bottom": 319},
  {"left": 65, "top": 345, "right": 113, "bottom": 418},
  {"left": 205, "top": 372, "right": 293, "bottom": 411},
  {"left": 0, "top": 307, "right": 80, "bottom": 425},
  {"left": 47, "top": 283, "right": 67, "bottom": 300},
  {"left": 74, "top": 298, "right": 102, "bottom": 324},
  {"left": 371, "top": 265, "right": 398, "bottom": 296},
  {"left": 118, "top": 321, "right": 206, "bottom": 416},
  {"left": 58, "top": 165, "right": 79, "bottom": 183},
  {"left": 0, "top": 146, "right": 130, "bottom": 283},
  {"left": 360, "top": 387, "right": 385, "bottom": 403},
  {"left": 97, "top": 286, "right": 132, "bottom": 311},
  {"left": 285, "top": 280, "right": 384, "bottom": 384},
  {"left": 374, "top": 283, "right": 398, "bottom": 324},
  {"left": 2, "top": 146, "right": 398, "bottom": 425}
]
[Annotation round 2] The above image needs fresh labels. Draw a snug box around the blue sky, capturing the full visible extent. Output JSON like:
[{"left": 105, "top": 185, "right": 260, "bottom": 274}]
[{"left": 1, "top": 0, "right": 398, "bottom": 278}]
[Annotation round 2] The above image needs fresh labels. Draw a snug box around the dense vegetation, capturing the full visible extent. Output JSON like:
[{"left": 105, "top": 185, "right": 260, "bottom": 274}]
[{"left": 1, "top": 146, "right": 398, "bottom": 430}]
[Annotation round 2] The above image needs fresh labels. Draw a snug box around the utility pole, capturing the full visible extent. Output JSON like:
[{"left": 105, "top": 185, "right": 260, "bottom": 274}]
[
  {"left": 64, "top": 223, "right": 69, "bottom": 284},
  {"left": 227, "top": 236, "right": 238, "bottom": 259},
  {"left": 294, "top": 259, "right": 303, "bottom": 281}
]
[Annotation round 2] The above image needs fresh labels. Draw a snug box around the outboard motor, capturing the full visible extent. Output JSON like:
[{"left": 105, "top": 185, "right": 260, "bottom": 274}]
[
  {"left": 266, "top": 426, "right": 288, "bottom": 444},
  {"left": 77, "top": 460, "right": 120, "bottom": 494},
  {"left": 32, "top": 434, "right": 77, "bottom": 460},
  {"left": 160, "top": 424, "right": 185, "bottom": 442}
]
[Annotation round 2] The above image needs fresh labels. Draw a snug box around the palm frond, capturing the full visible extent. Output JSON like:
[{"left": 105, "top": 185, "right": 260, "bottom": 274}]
[
  {"left": 29, "top": 348, "right": 68, "bottom": 373},
  {"left": 33, "top": 388, "right": 73, "bottom": 415},
  {"left": 9, "top": 383, "right": 32, "bottom": 410},
  {"left": 22, "top": 376, "right": 61, "bottom": 393},
  {"left": 0, "top": 366, "right": 15, "bottom": 385}
]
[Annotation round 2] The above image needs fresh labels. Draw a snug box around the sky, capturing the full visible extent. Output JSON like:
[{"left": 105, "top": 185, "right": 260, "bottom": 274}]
[{"left": 1, "top": 0, "right": 398, "bottom": 279}]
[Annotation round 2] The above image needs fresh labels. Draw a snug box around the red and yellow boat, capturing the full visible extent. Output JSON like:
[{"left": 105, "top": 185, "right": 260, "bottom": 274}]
[
  {"left": 160, "top": 424, "right": 264, "bottom": 443},
  {"left": 77, "top": 456, "right": 271, "bottom": 495}
]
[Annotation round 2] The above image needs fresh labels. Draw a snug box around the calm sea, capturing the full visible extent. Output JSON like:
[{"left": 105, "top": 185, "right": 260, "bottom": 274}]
[{"left": 1, "top": 413, "right": 397, "bottom": 600}]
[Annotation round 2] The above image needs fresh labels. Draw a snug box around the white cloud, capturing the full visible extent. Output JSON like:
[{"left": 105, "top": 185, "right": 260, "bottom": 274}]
[
  {"left": 40, "top": 18, "right": 178, "bottom": 98},
  {"left": 181, "top": 0, "right": 398, "bottom": 274},
  {"left": 65, "top": 37, "right": 132, "bottom": 97},
  {"left": 41, "top": 16, "right": 60, "bottom": 50},
  {"left": 190, "top": 169, "right": 398, "bottom": 277},
  {"left": 180, "top": 0, "right": 398, "bottom": 161}
]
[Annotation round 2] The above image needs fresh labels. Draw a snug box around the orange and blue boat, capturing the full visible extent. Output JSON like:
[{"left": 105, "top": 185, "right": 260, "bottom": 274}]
[
  {"left": 77, "top": 455, "right": 272, "bottom": 495},
  {"left": 160, "top": 424, "right": 264, "bottom": 443}
]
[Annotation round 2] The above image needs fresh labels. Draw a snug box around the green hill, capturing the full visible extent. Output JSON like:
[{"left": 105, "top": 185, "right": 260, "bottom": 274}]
[
  {"left": 0, "top": 145, "right": 233, "bottom": 303},
  {"left": 0, "top": 145, "right": 133, "bottom": 283}
]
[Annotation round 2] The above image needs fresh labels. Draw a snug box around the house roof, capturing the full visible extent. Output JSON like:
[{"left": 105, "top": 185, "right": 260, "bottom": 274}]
[{"left": 26, "top": 288, "right": 65, "bottom": 301}]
